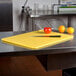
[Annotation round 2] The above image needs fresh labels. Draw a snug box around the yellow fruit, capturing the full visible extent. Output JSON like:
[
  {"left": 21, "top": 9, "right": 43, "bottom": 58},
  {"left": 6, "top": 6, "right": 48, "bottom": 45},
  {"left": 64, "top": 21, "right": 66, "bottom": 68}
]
[
  {"left": 67, "top": 27, "right": 74, "bottom": 34},
  {"left": 58, "top": 25, "right": 65, "bottom": 33}
]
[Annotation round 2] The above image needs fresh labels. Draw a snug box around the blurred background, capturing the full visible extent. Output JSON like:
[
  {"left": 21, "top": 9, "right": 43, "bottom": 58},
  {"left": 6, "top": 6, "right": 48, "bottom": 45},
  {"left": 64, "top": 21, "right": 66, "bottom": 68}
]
[
  {"left": 0, "top": 0, "right": 76, "bottom": 32},
  {"left": 13, "top": 0, "right": 76, "bottom": 32}
]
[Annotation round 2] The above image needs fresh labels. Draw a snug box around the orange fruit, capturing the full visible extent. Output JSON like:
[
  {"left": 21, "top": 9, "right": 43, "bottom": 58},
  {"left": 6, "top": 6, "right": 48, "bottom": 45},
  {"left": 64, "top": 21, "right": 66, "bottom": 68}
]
[
  {"left": 67, "top": 27, "right": 74, "bottom": 34},
  {"left": 58, "top": 25, "right": 65, "bottom": 33}
]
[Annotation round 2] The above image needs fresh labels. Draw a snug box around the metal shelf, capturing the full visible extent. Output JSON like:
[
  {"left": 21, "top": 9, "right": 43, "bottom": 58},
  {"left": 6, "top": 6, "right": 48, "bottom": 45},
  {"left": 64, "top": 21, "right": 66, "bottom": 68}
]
[
  {"left": 30, "top": 13, "right": 76, "bottom": 18},
  {"left": 29, "top": 4, "right": 76, "bottom": 18}
]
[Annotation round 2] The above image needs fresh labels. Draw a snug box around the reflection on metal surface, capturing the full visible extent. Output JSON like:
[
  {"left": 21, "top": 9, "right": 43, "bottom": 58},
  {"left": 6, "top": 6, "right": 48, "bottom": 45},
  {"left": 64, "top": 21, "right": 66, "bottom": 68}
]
[
  {"left": 0, "top": 0, "right": 12, "bottom": 3},
  {"left": 34, "top": 18, "right": 66, "bottom": 31}
]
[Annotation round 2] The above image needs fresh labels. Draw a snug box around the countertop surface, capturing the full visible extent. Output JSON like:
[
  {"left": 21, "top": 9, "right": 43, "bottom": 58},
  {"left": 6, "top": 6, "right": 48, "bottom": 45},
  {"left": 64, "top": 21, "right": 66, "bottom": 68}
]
[{"left": 0, "top": 31, "right": 76, "bottom": 57}]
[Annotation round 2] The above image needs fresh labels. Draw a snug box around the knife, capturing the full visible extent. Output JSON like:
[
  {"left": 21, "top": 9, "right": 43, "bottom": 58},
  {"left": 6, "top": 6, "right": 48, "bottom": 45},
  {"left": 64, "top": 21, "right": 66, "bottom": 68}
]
[{"left": 33, "top": 35, "right": 61, "bottom": 37}]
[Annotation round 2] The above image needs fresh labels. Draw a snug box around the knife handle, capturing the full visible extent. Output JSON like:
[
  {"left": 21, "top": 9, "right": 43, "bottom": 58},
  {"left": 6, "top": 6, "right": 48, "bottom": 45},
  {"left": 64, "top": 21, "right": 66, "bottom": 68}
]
[{"left": 49, "top": 35, "right": 61, "bottom": 37}]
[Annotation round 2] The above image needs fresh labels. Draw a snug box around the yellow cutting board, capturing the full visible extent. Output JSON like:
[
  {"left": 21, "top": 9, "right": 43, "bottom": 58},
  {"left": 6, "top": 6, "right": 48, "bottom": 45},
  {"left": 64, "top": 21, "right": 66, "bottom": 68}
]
[{"left": 1, "top": 30, "right": 74, "bottom": 50}]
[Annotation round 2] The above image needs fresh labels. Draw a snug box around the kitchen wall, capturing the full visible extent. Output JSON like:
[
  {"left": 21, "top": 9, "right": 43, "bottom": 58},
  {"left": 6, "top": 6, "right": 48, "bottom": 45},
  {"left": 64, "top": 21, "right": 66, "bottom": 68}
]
[{"left": 13, "top": 0, "right": 76, "bottom": 31}]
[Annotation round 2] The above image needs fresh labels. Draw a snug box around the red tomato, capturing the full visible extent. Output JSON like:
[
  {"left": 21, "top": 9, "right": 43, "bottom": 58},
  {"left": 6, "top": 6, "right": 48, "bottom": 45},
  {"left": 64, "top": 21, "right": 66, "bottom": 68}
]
[{"left": 44, "top": 27, "right": 52, "bottom": 34}]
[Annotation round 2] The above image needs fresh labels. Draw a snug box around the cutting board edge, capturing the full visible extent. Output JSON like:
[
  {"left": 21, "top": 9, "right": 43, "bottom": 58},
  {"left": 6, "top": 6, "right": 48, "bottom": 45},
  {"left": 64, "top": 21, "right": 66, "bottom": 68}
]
[{"left": 1, "top": 36, "right": 74, "bottom": 50}]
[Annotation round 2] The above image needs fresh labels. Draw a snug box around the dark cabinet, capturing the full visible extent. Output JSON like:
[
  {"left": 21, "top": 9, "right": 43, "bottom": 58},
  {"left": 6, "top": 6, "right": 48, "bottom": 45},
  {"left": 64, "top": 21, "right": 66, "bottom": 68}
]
[
  {"left": 0, "top": 1, "right": 12, "bottom": 31},
  {"left": 63, "top": 68, "right": 76, "bottom": 76}
]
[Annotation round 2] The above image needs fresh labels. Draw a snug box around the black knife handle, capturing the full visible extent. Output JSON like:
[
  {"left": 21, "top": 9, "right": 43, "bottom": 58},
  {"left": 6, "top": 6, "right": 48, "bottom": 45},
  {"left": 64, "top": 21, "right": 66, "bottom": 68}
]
[{"left": 49, "top": 35, "right": 61, "bottom": 37}]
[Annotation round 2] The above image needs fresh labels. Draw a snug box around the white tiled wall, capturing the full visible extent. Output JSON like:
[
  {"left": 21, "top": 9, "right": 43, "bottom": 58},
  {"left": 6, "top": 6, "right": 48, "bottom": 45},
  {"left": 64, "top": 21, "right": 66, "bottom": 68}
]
[
  {"left": 13, "top": 0, "right": 59, "bottom": 31},
  {"left": 13, "top": 0, "right": 25, "bottom": 31},
  {"left": 13, "top": 0, "right": 76, "bottom": 31}
]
